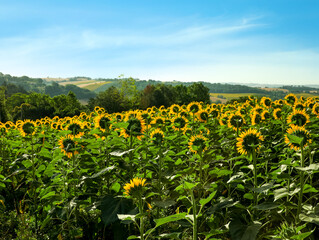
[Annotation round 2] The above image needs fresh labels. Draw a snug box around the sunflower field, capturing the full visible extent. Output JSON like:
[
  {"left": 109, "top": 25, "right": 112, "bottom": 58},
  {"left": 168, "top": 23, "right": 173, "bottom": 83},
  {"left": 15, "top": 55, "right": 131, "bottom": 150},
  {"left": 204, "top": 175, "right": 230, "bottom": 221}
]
[{"left": 1, "top": 94, "right": 319, "bottom": 239}]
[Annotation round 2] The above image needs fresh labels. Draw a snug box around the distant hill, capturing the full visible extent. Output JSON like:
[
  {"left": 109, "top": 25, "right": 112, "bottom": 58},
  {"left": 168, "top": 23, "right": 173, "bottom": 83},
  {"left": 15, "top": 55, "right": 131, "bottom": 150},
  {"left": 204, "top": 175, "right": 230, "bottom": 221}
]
[{"left": 0, "top": 73, "right": 96, "bottom": 100}]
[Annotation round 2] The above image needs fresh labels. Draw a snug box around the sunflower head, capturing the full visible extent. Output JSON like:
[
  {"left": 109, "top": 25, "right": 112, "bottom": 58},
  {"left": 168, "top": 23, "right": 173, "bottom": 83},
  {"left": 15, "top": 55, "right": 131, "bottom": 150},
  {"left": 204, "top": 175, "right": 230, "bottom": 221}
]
[
  {"left": 59, "top": 135, "right": 79, "bottom": 158},
  {"left": 236, "top": 128, "right": 264, "bottom": 155},
  {"left": 19, "top": 120, "right": 36, "bottom": 137},
  {"left": 219, "top": 113, "right": 229, "bottom": 126},
  {"left": 287, "top": 110, "right": 310, "bottom": 127},
  {"left": 172, "top": 116, "right": 188, "bottom": 131},
  {"left": 261, "top": 110, "right": 272, "bottom": 120},
  {"left": 293, "top": 102, "right": 305, "bottom": 111},
  {"left": 121, "top": 116, "right": 146, "bottom": 140},
  {"left": 188, "top": 135, "right": 208, "bottom": 154},
  {"left": 187, "top": 102, "right": 202, "bottom": 114},
  {"left": 65, "top": 120, "right": 84, "bottom": 138},
  {"left": 312, "top": 103, "right": 319, "bottom": 115},
  {"left": 197, "top": 110, "right": 209, "bottom": 123},
  {"left": 151, "top": 116, "right": 165, "bottom": 126},
  {"left": 251, "top": 112, "right": 262, "bottom": 125},
  {"left": 273, "top": 108, "right": 282, "bottom": 120},
  {"left": 150, "top": 128, "right": 165, "bottom": 145},
  {"left": 94, "top": 114, "right": 112, "bottom": 132},
  {"left": 210, "top": 109, "right": 219, "bottom": 119},
  {"left": 123, "top": 177, "right": 147, "bottom": 197},
  {"left": 284, "top": 125, "right": 312, "bottom": 151},
  {"left": 170, "top": 104, "right": 181, "bottom": 114},
  {"left": 260, "top": 97, "right": 272, "bottom": 108},
  {"left": 228, "top": 113, "right": 245, "bottom": 130},
  {"left": 285, "top": 94, "right": 298, "bottom": 106}
]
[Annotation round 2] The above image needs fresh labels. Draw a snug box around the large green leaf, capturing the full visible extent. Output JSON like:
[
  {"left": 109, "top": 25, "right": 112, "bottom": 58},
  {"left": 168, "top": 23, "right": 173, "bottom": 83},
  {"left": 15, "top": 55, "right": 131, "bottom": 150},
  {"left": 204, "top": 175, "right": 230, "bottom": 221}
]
[
  {"left": 230, "top": 219, "right": 261, "bottom": 240},
  {"left": 97, "top": 195, "right": 134, "bottom": 226}
]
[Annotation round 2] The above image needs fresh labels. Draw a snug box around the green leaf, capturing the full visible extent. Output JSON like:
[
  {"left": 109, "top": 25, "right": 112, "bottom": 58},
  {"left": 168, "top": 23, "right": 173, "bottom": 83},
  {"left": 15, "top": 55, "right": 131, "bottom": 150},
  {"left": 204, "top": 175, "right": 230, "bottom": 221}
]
[
  {"left": 299, "top": 213, "right": 319, "bottom": 224},
  {"left": 183, "top": 181, "right": 196, "bottom": 190},
  {"left": 111, "top": 182, "right": 121, "bottom": 193},
  {"left": 296, "top": 163, "right": 319, "bottom": 172},
  {"left": 253, "top": 202, "right": 280, "bottom": 210},
  {"left": 291, "top": 231, "right": 314, "bottom": 240},
  {"left": 87, "top": 166, "right": 115, "bottom": 179},
  {"left": 153, "top": 199, "right": 176, "bottom": 209},
  {"left": 274, "top": 188, "right": 289, "bottom": 201},
  {"left": 154, "top": 213, "right": 187, "bottom": 228},
  {"left": 286, "top": 134, "right": 303, "bottom": 145},
  {"left": 110, "top": 149, "right": 134, "bottom": 157},
  {"left": 209, "top": 169, "right": 233, "bottom": 178},
  {"left": 244, "top": 193, "right": 254, "bottom": 200},
  {"left": 230, "top": 219, "right": 261, "bottom": 240},
  {"left": 40, "top": 191, "right": 55, "bottom": 200},
  {"left": 97, "top": 195, "right": 134, "bottom": 226},
  {"left": 200, "top": 191, "right": 217, "bottom": 207}
]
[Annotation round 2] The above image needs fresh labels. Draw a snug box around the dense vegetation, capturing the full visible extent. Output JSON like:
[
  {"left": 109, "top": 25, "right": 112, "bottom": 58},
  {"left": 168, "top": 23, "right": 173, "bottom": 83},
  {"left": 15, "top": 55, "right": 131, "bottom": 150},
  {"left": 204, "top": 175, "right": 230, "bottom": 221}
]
[{"left": 0, "top": 94, "right": 319, "bottom": 239}]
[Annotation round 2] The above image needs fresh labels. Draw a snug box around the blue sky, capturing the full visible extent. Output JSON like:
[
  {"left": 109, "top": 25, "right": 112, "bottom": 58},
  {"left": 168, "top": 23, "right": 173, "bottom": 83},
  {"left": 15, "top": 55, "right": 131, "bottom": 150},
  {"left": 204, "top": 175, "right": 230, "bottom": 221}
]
[{"left": 1, "top": 0, "right": 319, "bottom": 85}]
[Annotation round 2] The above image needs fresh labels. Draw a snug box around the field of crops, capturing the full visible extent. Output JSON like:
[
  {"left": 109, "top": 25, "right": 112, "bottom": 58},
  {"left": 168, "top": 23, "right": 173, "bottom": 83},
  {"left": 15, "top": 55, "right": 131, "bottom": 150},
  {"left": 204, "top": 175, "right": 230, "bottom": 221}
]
[{"left": 1, "top": 94, "right": 319, "bottom": 239}]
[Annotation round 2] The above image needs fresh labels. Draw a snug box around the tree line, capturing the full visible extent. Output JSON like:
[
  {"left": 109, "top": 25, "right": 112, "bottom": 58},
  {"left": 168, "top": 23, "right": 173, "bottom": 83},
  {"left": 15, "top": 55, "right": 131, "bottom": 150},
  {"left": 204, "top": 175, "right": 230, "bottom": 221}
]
[{"left": 0, "top": 79, "right": 210, "bottom": 122}]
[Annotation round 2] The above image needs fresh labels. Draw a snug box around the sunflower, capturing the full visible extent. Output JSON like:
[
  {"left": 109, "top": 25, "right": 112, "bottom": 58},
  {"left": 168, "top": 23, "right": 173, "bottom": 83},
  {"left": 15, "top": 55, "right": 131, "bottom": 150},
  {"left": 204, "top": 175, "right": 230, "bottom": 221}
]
[
  {"left": 150, "top": 116, "right": 165, "bottom": 126},
  {"left": 287, "top": 110, "right": 310, "bottom": 127},
  {"left": 94, "top": 114, "right": 112, "bottom": 132},
  {"left": 58, "top": 135, "right": 79, "bottom": 158},
  {"left": 150, "top": 128, "right": 165, "bottom": 145},
  {"left": 253, "top": 105, "right": 264, "bottom": 114},
  {"left": 219, "top": 113, "right": 229, "bottom": 126},
  {"left": 273, "top": 108, "right": 282, "bottom": 120},
  {"left": 188, "top": 135, "right": 208, "bottom": 154},
  {"left": 123, "top": 177, "right": 147, "bottom": 197},
  {"left": 312, "top": 103, "right": 319, "bottom": 115},
  {"left": 172, "top": 116, "right": 188, "bottom": 132},
  {"left": 261, "top": 110, "right": 272, "bottom": 120},
  {"left": 94, "top": 106, "right": 105, "bottom": 115},
  {"left": 187, "top": 102, "right": 202, "bottom": 114},
  {"left": 65, "top": 119, "right": 85, "bottom": 138},
  {"left": 0, "top": 123, "right": 7, "bottom": 135},
  {"left": 293, "top": 102, "right": 305, "bottom": 111},
  {"left": 284, "top": 125, "right": 312, "bottom": 151},
  {"left": 121, "top": 116, "right": 146, "bottom": 140},
  {"left": 19, "top": 120, "right": 36, "bottom": 137},
  {"left": 236, "top": 128, "right": 264, "bottom": 155},
  {"left": 285, "top": 93, "right": 298, "bottom": 106},
  {"left": 196, "top": 110, "right": 209, "bottom": 123},
  {"left": 210, "top": 109, "right": 219, "bottom": 119},
  {"left": 260, "top": 97, "right": 272, "bottom": 108},
  {"left": 169, "top": 104, "right": 181, "bottom": 115},
  {"left": 251, "top": 112, "right": 262, "bottom": 125},
  {"left": 228, "top": 113, "right": 245, "bottom": 130}
]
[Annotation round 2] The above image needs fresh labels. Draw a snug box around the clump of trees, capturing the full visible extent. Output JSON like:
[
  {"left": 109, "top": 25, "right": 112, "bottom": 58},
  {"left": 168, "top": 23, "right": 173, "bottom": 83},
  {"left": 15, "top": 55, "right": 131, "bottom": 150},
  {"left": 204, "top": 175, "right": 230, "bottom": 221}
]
[{"left": 88, "top": 80, "right": 211, "bottom": 113}]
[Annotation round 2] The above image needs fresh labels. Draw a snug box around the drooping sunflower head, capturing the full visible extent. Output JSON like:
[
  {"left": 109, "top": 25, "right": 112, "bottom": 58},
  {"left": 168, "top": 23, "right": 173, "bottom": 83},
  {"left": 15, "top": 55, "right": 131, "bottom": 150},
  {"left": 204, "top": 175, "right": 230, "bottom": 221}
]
[
  {"left": 151, "top": 116, "right": 165, "bottom": 126},
  {"left": 261, "top": 110, "right": 272, "bottom": 120},
  {"left": 19, "top": 120, "right": 36, "bottom": 137},
  {"left": 260, "top": 97, "right": 272, "bottom": 108},
  {"left": 150, "top": 128, "right": 165, "bottom": 145},
  {"left": 59, "top": 135, "right": 79, "bottom": 158},
  {"left": 121, "top": 116, "right": 146, "bottom": 140},
  {"left": 94, "top": 114, "right": 112, "bottom": 132},
  {"left": 287, "top": 110, "right": 310, "bottom": 127},
  {"left": 251, "top": 112, "right": 262, "bottom": 125},
  {"left": 210, "top": 109, "right": 219, "bottom": 119},
  {"left": 196, "top": 110, "right": 209, "bottom": 123},
  {"left": 312, "top": 103, "right": 319, "bottom": 115},
  {"left": 172, "top": 116, "right": 188, "bottom": 131},
  {"left": 228, "top": 113, "right": 245, "bottom": 130},
  {"left": 293, "top": 102, "right": 305, "bottom": 111},
  {"left": 170, "top": 104, "right": 181, "bottom": 115},
  {"left": 273, "top": 108, "right": 282, "bottom": 120},
  {"left": 123, "top": 177, "right": 147, "bottom": 197},
  {"left": 187, "top": 102, "right": 202, "bottom": 114},
  {"left": 236, "top": 128, "right": 264, "bottom": 155},
  {"left": 188, "top": 135, "right": 208, "bottom": 154},
  {"left": 285, "top": 93, "right": 298, "bottom": 106},
  {"left": 219, "top": 113, "right": 229, "bottom": 126},
  {"left": 284, "top": 125, "right": 312, "bottom": 151},
  {"left": 65, "top": 119, "right": 84, "bottom": 138}
]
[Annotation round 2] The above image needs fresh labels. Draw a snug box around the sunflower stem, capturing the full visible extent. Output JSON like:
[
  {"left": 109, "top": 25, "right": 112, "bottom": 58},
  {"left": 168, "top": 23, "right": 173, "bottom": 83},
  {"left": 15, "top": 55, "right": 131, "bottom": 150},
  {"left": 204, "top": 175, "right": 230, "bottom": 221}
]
[
  {"left": 191, "top": 190, "right": 198, "bottom": 240},
  {"left": 296, "top": 146, "right": 305, "bottom": 223},
  {"left": 138, "top": 197, "right": 145, "bottom": 240},
  {"left": 252, "top": 149, "right": 258, "bottom": 219}
]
